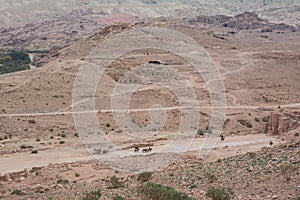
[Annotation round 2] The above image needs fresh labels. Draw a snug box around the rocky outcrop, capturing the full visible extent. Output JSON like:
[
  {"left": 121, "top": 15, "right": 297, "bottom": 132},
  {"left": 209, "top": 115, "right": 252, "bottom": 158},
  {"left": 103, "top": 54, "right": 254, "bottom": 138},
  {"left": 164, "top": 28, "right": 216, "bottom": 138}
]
[{"left": 188, "top": 12, "right": 297, "bottom": 32}]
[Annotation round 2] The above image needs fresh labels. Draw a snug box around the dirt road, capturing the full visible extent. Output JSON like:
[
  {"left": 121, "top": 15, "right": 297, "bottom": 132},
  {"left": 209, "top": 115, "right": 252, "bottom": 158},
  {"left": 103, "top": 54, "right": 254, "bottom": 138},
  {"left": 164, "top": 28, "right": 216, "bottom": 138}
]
[{"left": 0, "top": 134, "right": 278, "bottom": 174}]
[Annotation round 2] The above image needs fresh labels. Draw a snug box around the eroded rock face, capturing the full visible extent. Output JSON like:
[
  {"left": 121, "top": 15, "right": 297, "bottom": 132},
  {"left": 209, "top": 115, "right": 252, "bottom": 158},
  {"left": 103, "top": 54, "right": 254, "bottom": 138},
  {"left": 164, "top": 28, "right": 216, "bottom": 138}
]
[
  {"left": 0, "top": 10, "right": 137, "bottom": 51},
  {"left": 188, "top": 12, "right": 297, "bottom": 32}
]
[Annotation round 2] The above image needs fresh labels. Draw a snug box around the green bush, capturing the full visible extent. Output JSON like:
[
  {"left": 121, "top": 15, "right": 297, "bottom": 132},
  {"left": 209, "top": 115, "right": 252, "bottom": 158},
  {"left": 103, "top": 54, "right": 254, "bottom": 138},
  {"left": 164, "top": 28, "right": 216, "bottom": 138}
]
[
  {"left": 11, "top": 189, "right": 24, "bottom": 195},
  {"left": 0, "top": 50, "right": 40, "bottom": 74},
  {"left": 139, "top": 182, "right": 195, "bottom": 200},
  {"left": 113, "top": 196, "right": 124, "bottom": 200},
  {"left": 206, "top": 187, "right": 234, "bottom": 200},
  {"left": 238, "top": 120, "right": 252, "bottom": 128},
  {"left": 20, "top": 144, "right": 33, "bottom": 149},
  {"left": 109, "top": 176, "right": 125, "bottom": 189},
  {"left": 197, "top": 129, "right": 205, "bottom": 136},
  {"left": 205, "top": 172, "right": 217, "bottom": 183},
  {"left": 138, "top": 172, "right": 152, "bottom": 183},
  {"left": 81, "top": 190, "right": 101, "bottom": 200},
  {"left": 31, "top": 149, "right": 38, "bottom": 154},
  {"left": 29, "top": 119, "right": 36, "bottom": 124},
  {"left": 262, "top": 116, "right": 269, "bottom": 123},
  {"left": 295, "top": 132, "right": 299, "bottom": 137},
  {"left": 254, "top": 117, "right": 260, "bottom": 122}
]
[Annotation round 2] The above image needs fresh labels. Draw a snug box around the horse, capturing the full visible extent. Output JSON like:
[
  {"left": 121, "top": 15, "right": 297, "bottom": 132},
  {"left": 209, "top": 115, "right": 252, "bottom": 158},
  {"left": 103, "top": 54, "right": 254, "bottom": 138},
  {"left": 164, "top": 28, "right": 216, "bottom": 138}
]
[
  {"left": 134, "top": 146, "right": 139, "bottom": 152},
  {"left": 142, "top": 147, "right": 152, "bottom": 153},
  {"left": 220, "top": 134, "right": 225, "bottom": 141}
]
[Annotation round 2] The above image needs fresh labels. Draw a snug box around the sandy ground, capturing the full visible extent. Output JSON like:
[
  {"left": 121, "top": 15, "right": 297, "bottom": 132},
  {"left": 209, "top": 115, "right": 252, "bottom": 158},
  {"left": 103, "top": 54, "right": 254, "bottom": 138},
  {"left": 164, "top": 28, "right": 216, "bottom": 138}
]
[{"left": 0, "top": 134, "right": 278, "bottom": 174}]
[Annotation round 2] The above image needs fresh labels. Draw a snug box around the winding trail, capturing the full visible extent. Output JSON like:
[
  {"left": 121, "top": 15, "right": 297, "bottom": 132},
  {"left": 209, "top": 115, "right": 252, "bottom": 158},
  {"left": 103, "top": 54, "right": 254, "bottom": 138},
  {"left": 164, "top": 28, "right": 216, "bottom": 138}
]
[{"left": 0, "top": 102, "right": 299, "bottom": 117}]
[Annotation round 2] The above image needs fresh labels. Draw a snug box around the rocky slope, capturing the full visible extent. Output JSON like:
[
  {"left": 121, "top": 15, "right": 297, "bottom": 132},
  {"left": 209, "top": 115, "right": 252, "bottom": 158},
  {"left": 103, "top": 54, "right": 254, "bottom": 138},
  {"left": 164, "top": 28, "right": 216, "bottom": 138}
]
[{"left": 0, "top": 0, "right": 299, "bottom": 29}]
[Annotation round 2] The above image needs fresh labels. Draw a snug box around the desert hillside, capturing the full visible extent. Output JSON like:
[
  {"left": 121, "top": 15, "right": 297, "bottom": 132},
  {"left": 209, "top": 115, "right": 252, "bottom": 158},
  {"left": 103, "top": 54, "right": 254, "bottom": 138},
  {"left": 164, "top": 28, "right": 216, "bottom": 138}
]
[{"left": 0, "top": 3, "right": 299, "bottom": 200}]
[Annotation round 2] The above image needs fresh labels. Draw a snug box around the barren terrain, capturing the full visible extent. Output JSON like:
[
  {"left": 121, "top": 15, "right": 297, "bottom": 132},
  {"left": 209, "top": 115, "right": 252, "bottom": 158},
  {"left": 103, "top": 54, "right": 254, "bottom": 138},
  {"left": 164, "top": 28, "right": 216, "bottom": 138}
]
[{"left": 0, "top": 8, "right": 299, "bottom": 200}]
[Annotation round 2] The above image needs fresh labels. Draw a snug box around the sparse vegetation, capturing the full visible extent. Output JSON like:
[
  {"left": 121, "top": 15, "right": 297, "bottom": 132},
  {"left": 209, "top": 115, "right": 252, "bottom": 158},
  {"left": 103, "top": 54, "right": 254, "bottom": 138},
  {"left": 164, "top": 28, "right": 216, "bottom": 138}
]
[
  {"left": 31, "top": 149, "right": 38, "bottom": 154},
  {"left": 262, "top": 116, "right": 269, "bottom": 123},
  {"left": 75, "top": 173, "right": 80, "bottom": 177},
  {"left": 197, "top": 129, "right": 205, "bottom": 136},
  {"left": 108, "top": 176, "right": 125, "bottom": 189},
  {"left": 0, "top": 50, "right": 31, "bottom": 74},
  {"left": 139, "top": 182, "right": 195, "bottom": 200},
  {"left": 11, "top": 189, "right": 24, "bottom": 196},
  {"left": 206, "top": 187, "right": 234, "bottom": 200},
  {"left": 138, "top": 172, "right": 152, "bottom": 183},
  {"left": 59, "top": 140, "right": 65, "bottom": 144},
  {"left": 205, "top": 172, "right": 217, "bottom": 183},
  {"left": 20, "top": 144, "right": 33, "bottom": 149},
  {"left": 280, "top": 163, "right": 297, "bottom": 181},
  {"left": 294, "top": 132, "right": 299, "bottom": 137},
  {"left": 81, "top": 190, "right": 101, "bottom": 200},
  {"left": 238, "top": 120, "right": 252, "bottom": 128},
  {"left": 113, "top": 196, "right": 124, "bottom": 200},
  {"left": 254, "top": 117, "right": 260, "bottom": 122},
  {"left": 57, "top": 179, "right": 69, "bottom": 184},
  {"left": 29, "top": 119, "right": 36, "bottom": 124}
]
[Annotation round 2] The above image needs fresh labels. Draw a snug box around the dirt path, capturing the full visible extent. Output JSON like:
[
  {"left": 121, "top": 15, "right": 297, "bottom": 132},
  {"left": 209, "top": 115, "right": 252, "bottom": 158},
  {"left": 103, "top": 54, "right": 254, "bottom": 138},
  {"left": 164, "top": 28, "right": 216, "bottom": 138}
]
[{"left": 0, "top": 134, "right": 278, "bottom": 174}]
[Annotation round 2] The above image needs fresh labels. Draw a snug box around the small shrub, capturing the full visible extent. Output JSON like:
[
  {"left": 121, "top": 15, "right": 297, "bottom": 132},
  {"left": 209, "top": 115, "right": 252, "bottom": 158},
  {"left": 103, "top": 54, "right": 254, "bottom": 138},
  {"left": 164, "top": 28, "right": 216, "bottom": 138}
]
[
  {"left": 106, "top": 123, "right": 110, "bottom": 128},
  {"left": 75, "top": 173, "right": 80, "bottom": 177},
  {"left": 29, "top": 119, "right": 36, "bottom": 124},
  {"left": 138, "top": 172, "right": 152, "bottom": 183},
  {"left": 20, "top": 144, "right": 33, "bottom": 149},
  {"left": 31, "top": 149, "right": 38, "bottom": 154},
  {"left": 57, "top": 179, "right": 69, "bottom": 184},
  {"left": 60, "top": 133, "right": 66, "bottom": 138},
  {"left": 81, "top": 190, "right": 101, "bottom": 200},
  {"left": 74, "top": 132, "right": 79, "bottom": 137},
  {"left": 3, "top": 135, "right": 8, "bottom": 140},
  {"left": 197, "top": 129, "right": 205, "bottom": 136},
  {"left": 205, "top": 172, "right": 217, "bottom": 183},
  {"left": 59, "top": 140, "right": 65, "bottom": 144},
  {"left": 11, "top": 189, "right": 23, "bottom": 195},
  {"left": 207, "top": 128, "right": 213, "bottom": 134},
  {"left": 254, "top": 117, "right": 260, "bottom": 122},
  {"left": 262, "top": 116, "right": 269, "bottom": 122},
  {"left": 113, "top": 196, "right": 124, "bottom": 200},
  {"left": 139, "top": 182, "right": 195, "bottom": 200},
  {"left": 36, "top": 138, "right": 41, "bottom": 142},
  {"left": 280, "top": 163, "right": 297, "bottom": 181},
  {"left": 269, "top": 141, "right": 273, "bottom": 146},
  {"left": 238, "top": 120, "right": 252, "bottom": 128},
  {"left": 49, "top": 136, "right": 54, "bottom": 139},
  {"left": 109, "top": 176, "right": 125, "bottom": 189},
  {"left": 295, "top": 132, "right": 299, "bottom": 137},
  {"left": 206, "top": 187, "right": 234, "bottom": 200}
]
